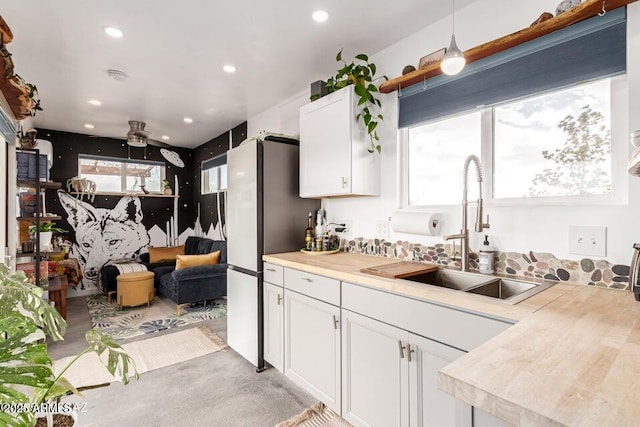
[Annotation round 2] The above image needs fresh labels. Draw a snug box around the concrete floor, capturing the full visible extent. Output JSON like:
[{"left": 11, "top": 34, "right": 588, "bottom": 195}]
[{"left": 50, "top": 297, "right": 316, "bottom": 427}]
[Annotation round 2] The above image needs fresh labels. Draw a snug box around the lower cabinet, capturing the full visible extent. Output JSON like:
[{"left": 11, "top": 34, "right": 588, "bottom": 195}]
[
  {"left": 409, "top": 333, "right": 472, "bottom": 427},
  {"left": 341, "top": 309, "right": 472, "bottom": 427},
  {"left": 284, "top": 289, "right": 341, "bottom": 413},
  {"left": 342, "top": 309, "right": 409, "bottom": 427},
  {"left": 263, "top": 282, "right": 284, "bottom": 372}
]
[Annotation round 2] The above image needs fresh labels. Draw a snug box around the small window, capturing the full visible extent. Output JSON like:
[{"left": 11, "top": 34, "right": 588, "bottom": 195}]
[
  {"left": 407, "top": 111, "right": 481, "bottom": 206},
  {"left": 201, "top": 154, "right": 227, "bottom": 195},
  {"left": 78, "top": 155, "right": 165, "bottom": 193}
]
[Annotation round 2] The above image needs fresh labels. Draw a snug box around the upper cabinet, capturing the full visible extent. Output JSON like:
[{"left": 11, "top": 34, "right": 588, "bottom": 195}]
[{"left": 299, "top": 88, "right": 380, "bottom": 198}]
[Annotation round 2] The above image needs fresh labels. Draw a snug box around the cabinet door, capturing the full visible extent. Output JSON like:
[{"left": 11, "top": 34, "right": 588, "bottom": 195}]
[
  {"left": 342, "top": 309, "right": 410, "bottom": 427},
  {"left": 284, "top": 290, "right": 341, "bottom": 412},
  {"left": 408, "top": 333, "right": 472, "bottom": 427},
  {"left": 300, "top": 89, "right": 352, "bottom": 197},
  {"left": 263, "top": 282, "right": 284, "bottom": 372}
]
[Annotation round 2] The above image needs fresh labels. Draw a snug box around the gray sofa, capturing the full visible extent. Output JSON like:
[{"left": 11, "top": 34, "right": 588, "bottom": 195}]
[{"left": 140, "top": 236, "right": 227, "bottom": 315}]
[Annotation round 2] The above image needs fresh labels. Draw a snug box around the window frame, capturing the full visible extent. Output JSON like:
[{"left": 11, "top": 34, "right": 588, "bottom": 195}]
[
  {"left": 201, "top": 154, "right": 227, "bottom": 195},
  {"left": 77, "top": 154, "right": 166, "bottom": 194},
  {"left": 400, "top": 75, "right": 629, "bottom": 209}
]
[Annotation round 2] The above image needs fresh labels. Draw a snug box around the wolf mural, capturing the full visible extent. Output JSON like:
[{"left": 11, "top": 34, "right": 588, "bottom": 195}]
[{"left": 57, "top": 191, "right": 150, "bottom": 290}]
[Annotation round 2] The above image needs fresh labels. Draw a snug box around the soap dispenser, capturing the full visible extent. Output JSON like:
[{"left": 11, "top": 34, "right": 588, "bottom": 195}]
[{"left": 478, "top": 235, "right": 496, "bottom": 274}]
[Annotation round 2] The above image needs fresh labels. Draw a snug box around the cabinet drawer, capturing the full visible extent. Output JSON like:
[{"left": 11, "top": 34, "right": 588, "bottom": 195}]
[
  {"left": 342, "top": 282, "right": 512, "bottom": 352},
  {"left": 284, "top": 268, "right": 340, "bottom": 306},
  {"left": 264, "top": 263, "right": 284, "bottom": 286}
]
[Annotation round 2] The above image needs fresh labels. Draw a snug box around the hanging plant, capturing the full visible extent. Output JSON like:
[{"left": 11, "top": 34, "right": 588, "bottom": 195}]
[{"left": 325, "top": 49, "right": 388, "bottom": 154}]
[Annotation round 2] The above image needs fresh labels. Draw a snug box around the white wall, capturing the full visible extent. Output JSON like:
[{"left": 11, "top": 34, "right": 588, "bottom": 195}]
[{"left": 249, "top": 0, "right": 640, "bottom": 265}]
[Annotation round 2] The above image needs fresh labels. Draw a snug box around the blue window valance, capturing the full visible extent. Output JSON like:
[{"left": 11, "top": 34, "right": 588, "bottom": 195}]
[{"left": 398, "top": 8, "right": 626, "bottom": 128}]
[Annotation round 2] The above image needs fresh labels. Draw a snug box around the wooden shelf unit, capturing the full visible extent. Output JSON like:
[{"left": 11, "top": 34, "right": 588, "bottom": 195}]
[
  {"left": 17, "top": 181, "right": 62, "bottom": 190},
  {"left": 379, "top": 0, "right": 637, "bottom": 94},
  {"left": 71, "top": 191, "right": 179, "bottom": 198}
]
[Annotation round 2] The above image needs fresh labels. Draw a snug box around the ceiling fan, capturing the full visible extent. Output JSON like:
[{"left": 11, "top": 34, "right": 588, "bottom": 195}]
[{"left": 126, "top": 120, "right": 170, "bottom": 148}]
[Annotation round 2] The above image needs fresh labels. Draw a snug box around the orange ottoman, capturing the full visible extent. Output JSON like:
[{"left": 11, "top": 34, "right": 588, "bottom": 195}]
[{"left": 116, "top": 271, "right": 155, "bottom": 307}]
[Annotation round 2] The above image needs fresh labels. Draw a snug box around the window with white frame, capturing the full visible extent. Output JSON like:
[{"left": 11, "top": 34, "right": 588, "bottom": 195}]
[
  {"left": 78, "top": 155, "right": 165, "bottom": 193},
  {"left": 201, "top": 154, "right": 227, "bottom": 195},
  {"left": 403, "top": 77, "right": 621, "bottom": 206}
]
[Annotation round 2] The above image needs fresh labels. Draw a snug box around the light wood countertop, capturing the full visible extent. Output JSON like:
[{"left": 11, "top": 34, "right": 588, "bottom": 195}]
[
  {"left": 263, "top": 251, "right": 575, "bottom": 322},
  {"left": 264, "top": 251, "right": 638, "bottom": 426}
]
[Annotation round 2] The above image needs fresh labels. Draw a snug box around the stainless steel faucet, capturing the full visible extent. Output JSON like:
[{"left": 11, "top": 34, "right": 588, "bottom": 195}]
[{"left": 443, "top": 155, "right": 490, "bottom": 271}]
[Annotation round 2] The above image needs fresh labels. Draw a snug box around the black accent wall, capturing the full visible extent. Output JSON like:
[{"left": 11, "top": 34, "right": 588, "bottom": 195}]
[
  {"left": 192, "top": 122, "right": 247, "bottom": 234},
  {"left": 39, "top": 129, "right": 195, "bottom": 240}
]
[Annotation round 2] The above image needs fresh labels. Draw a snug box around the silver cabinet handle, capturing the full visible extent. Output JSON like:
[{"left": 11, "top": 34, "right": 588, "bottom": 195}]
[
  {"left": 301, "top": 277, "right": 313, "bottom": 282},
  {"left": 266, "top": 268, "right": 276, "bottom": 272},
  {"left": 398, "top": 340, "right": 406, "bottom": 359},
  {"left": 277, "top": 294, "right": 282, "bottom": 305},
  {"left": 406, "top": 343, "right": 415, "bottom": 362},
  {"left": 332, "top": 315, "right": 339, "bottom": 330},
  {"left": 341, "top": 176, "right": 348, "bottom": 188}
]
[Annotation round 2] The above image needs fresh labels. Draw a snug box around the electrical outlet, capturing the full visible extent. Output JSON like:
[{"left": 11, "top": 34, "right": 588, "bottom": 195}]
[
  {"left": 338, "top": 220, "right": 352, "bottom": 235},
  {"left": 568, "top": 225, "right": 607, "bottom": 257},
  {"left": 376, "top": 219, "right": 390, "bottom": 238}
]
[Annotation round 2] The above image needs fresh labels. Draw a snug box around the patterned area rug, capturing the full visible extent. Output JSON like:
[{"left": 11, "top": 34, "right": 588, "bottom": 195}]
[
  {"left": 54, "top": 326, "right": 227, "bottom": 389},
  {"left": 87, "top": 294, "right": 226, "bottom": 340},
  {"left": 276, "top": 402, "right": 353, "bottom": 427}
]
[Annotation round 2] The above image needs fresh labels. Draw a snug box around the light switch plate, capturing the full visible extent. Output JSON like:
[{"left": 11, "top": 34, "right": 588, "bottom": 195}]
[
  {"left": 376, "top": 219, "right": 390, "bottom": 238},
  {"left": 568, "top": 225, "right": 607, "bottom": 257}
]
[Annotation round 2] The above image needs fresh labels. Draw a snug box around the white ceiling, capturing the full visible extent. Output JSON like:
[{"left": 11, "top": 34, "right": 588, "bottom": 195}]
[{"left": 2, "top": 0, "right": 475, "bottom": 148}]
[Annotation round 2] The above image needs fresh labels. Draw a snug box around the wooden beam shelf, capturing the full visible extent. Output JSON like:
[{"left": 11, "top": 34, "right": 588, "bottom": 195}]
[
  {"left": 17, "top": 181, "right": 62, "bottom": 190},
  {"left": 379, "top": 0, "right": 637, "bottom": 94}
]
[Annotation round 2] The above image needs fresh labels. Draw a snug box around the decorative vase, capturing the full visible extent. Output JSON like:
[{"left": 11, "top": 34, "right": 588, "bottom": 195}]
[
  {"left": 164, "top": 188, "right": 172, "bottom": 195},
  {"left": 39, "top": 231, "right": 53, "bottom": 252}
]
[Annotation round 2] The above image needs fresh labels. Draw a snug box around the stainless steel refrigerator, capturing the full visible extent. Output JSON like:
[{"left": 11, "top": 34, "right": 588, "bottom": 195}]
[{"left": 226, "top": 136, "right": 319, "bottom": 370}]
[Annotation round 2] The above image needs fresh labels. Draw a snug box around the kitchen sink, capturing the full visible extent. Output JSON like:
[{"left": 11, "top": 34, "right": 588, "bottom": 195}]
[
  {"left": 404, "top": 269, "right": 492, "bottom": 291},
  {"left": 403, "top": 269, "right": 556, "bottom": 304}
]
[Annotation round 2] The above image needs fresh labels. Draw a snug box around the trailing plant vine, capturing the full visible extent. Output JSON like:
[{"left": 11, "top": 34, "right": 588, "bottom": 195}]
[{"left": 325, "top": 49, "right": 388, "bottom": 153}]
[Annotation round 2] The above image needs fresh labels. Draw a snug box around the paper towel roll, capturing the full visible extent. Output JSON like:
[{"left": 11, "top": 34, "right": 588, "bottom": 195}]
[{"left": 390, "top": 211, "right": 442, "bottom": 236}]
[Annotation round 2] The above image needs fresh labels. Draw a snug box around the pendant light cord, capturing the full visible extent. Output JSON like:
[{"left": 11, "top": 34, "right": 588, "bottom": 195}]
[{"left": 452, "top": 0, "right": 455, "bottom": 33}]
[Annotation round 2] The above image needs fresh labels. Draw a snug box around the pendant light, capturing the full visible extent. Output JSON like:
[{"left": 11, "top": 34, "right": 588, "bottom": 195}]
[{"left": 441, "top": 0, "right": 466, "bottom": 76}]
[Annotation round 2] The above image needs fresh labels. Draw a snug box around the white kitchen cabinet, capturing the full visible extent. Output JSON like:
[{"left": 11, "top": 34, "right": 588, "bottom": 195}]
[
  {"left": 341, "top": 309, "right": 409, "bottom": 427},
  {"left": 408, "top": 333, "right": 472, "bottom": 427},
  {"left": 263, "top": 282, "right": 284, "bottom": 372},
  {"left": 341, "top": 310, "right": 472, "bottom": 427},
  {"left": 299, "top": 87, "right": 380, "bottom": 198},
  {"left": 284, "top": 289, "right": 341, "bottom": 413}
]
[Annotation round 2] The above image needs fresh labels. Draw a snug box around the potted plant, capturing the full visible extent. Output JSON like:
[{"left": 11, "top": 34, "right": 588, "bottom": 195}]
[
  {"left": 0, "top": 263, "right": 138, "bottom": 426},
  {"left": 323, "top": 49, "right": 388, "bottom": 154},
  {"left": 162, "top": 179, "right": 172, "bottom": 195},
  {"left": 29, "top": 222, "right": 67, "bottom": 252}
]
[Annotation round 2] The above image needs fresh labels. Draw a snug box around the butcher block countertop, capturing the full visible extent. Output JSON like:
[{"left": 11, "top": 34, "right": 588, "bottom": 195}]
[
  {"left": 263, "top": 251, "right": 640, "bottom": 426},
  {"left": 263, "top": 251, "right": 575, "bottom": 321}
]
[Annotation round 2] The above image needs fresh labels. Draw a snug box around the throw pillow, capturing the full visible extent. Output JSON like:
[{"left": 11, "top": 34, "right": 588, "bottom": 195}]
[
  {"left": 175, "top": 251, "right": 221, "bottom": 270},
  {"left": 148, "top": 245, "right": 185, "bottom": 264}
]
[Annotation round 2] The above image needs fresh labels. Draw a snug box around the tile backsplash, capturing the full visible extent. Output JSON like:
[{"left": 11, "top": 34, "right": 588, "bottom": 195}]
[{"left": 343, "top": 237, "right": 630, "bottom": 290}]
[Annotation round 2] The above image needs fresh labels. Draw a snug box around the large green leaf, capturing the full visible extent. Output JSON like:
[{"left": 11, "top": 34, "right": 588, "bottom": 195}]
[
  {"left": 0, "top": 411, "right": 33, "bottom": 427},
  {"left": 85, "top": 330, "right": 139, "bottom": 385},
  {"left": 355, "top": 54, "right": 368, "bottom": 62},
  {"left": 354, "top": 84, "right": 368, "bottom": 98},
  {"left": 0, "top": 266, "right": 66, "bottom": 341}
]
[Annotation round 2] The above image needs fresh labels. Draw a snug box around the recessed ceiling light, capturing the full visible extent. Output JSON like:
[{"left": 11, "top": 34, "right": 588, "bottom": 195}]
[
  {"left": 161, "top": 135, "right": 170, "bottom": 140},
  {"left": 312, "top": 10, "right": 329, "bottom": 22},
  {"left": 87, "top": 99, "right": 102, "bottom": 106},
  {"left": 103, "top": 26, "right": 124, "bottom": 38},
  {"left": 223, "top": 65, "right": 236, "bottom": 73},
  {"left": 84, "top": 123, "right": 95, "bottom": 129},
  {"left": 183, "top": 117, "right": 194, "bottom": 124}
]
